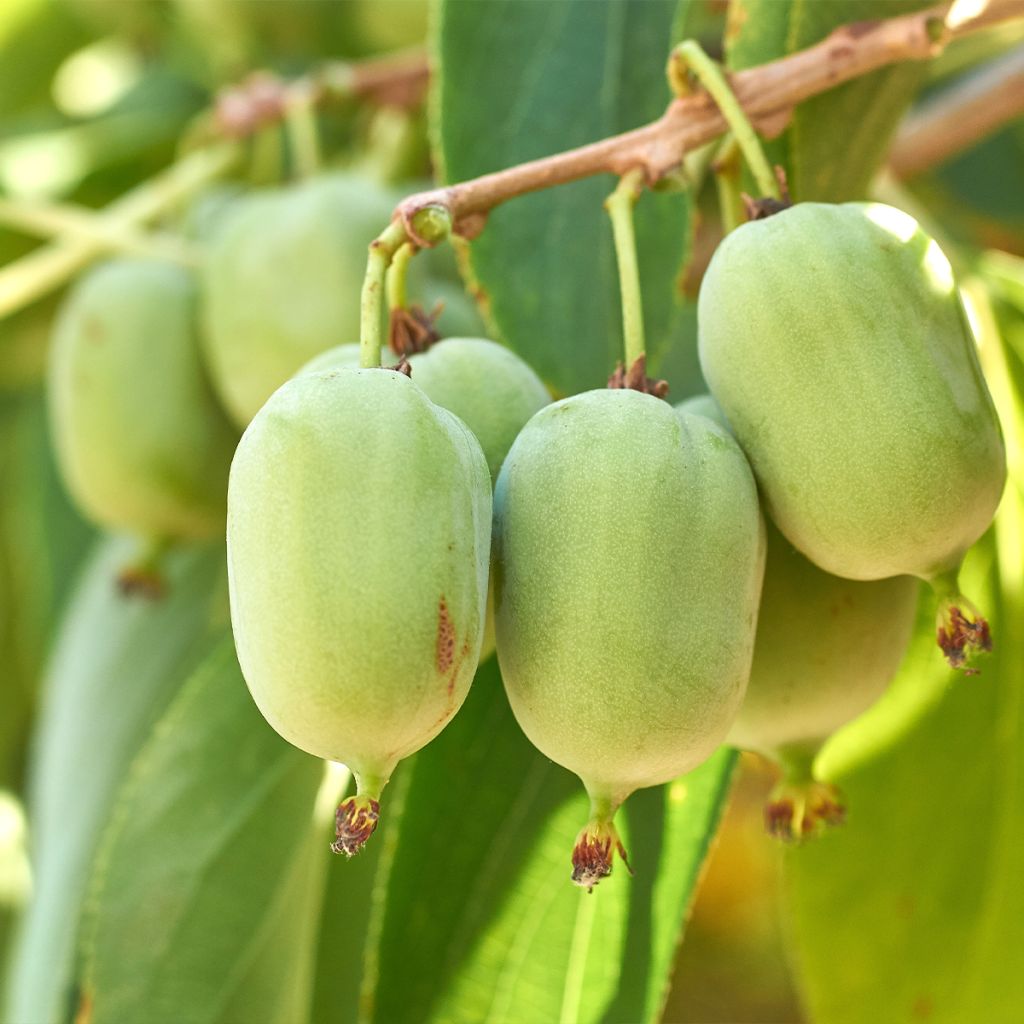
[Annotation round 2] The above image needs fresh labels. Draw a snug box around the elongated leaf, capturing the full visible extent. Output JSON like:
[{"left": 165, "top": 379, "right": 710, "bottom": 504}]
[
  {"left": 80, "top": 640, "right": 326, "bottom": 1024},
  {"left": 0, "top": 388, "right": 92, "bottom": 791},
  {"left": 359, "top": 656, "right": 736, "bottom": 1024},
  {"left": 434, "top": 0, "right": 691, "bottom": 396},
  {"left": 783, "top": 279, "right": 1024, "bottom": 1023},
  {"left": 726, "top": 0, "right": 931, "bottom": 201},
  {"left": 3, "top": 536, "right": 228, "bottom": 1024}
]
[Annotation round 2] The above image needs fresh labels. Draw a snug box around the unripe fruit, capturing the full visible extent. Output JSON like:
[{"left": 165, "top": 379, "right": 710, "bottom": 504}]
[
  {"left": 677, "top": 396, "right": 920, "bottom": 839},
  {"left": 48, "top": 259, "right": 237, "bottom": 590},
  {"left": 494, "top": 389, "right": 765, "bottom": 887},
  {"left": 201, "top": 174, "right": 396, "bottom": 427},
  {"left": 298, "top": 338, "right": 550, "bottom": 663},
  {"left": 698, "top": 202, "right": 1006, "bottom": 669},
  {"left": 227, "top": 368, "right": 491, "bottom": 854}
]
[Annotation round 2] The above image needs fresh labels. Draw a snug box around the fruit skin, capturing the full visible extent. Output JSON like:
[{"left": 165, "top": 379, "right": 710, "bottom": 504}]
[
  {"left": 677, "top": 395, "right": 919, "bottom": 840},
  {"left": 48, "top": 259, "right": 237, "bottom": 545},
  {"left": 494, "top": 389, "right": 765, "bottom": 885},
  {"left": 300, "top": 338, "right": 550, "bottom": 664},
  {"left": 698, "top": 201, "right": 1005, "bottom": 585},
  {"left": 227, "top": 368, "right": 491, "bottom": 850},
  {"left": 299, "top": 338, "right": 550, "bottom": 481},
  {"left": 201, "top": 173, "right": 397, "bottom": 427}
]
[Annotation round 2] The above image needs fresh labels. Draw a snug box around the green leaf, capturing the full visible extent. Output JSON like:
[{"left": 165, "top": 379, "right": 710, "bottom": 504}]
[
  {"left": 358, "top": 656, "right": 736, "bottom": 1024},
  {"left": 782, "top": 278, "right": 1024, "bottom": 1022},
  {"left": 80, "top": 640, "right": 327, "bottom": 1024},
  {"left": 725, "top": 0, "right": 932, "bottom": 201},
  {"left": 3, "top": 536, "right": 228, "bottom": 1024},
  {"left": 0, "top": 387, "right": 92, "bottom": 791},
  {"left": 433, "top": 0, "right": 692, "bottom": 396}
]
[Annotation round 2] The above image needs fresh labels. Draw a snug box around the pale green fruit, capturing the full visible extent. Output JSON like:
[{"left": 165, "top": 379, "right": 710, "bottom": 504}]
[
  {"left": 201, "top": 173, "right": 397, "bottom": 427},
  {"left": 297, "top": 338, "right": 549, "bottom": 663},
  {"left": 48, "top": 259, "right": 237, "bottom": 549},
  {"left": 677, "top": 396, "right": 919, "bottom": 840},
  {"left": 698, "top": 202, "right": 1005, "bottom": 668},
  {"left": 494, "top": 389, "right": 764, "bottom": 887},
  {"left": 227, "top": 368, "right": 491, "bottom": 853}
]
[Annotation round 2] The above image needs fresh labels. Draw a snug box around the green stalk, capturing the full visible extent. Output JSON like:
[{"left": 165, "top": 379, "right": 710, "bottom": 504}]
[
  {"left": 284, "top": 83, "right": 322, "bottom": 180},
  {"left": 604, "top": 167, "right": 647, "bottom": 369},
  {"left": 669, "top": 40, "right": 780, "bottom": 200},
  {"left": 712, "top": 134, "right": 745, "bottom": 236},
  {"left": 386, "top": 242, "right": 415, "bottom": 315},
  {"left": 0, "top": 141, "right": 239, "bottom": 320},
  {"left": 0, "top": 197, "right": 201, "bottom": 266},
  {"left": 360, "top": 220, "right": 409, "bottom": 368}
]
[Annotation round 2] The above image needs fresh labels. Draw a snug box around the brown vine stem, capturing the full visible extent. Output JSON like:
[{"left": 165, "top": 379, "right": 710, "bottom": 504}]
[
  {"left": 889, "top": 43, "right": 1024, "bottom": 178},
  {"left": 395, "top": 0, "right": 1024, "bottom": 245}
]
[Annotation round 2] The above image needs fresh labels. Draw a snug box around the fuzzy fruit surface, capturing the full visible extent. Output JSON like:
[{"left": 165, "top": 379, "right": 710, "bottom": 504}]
[
  {"left": 201, "top": 174, "right": 397, "bottom": 427},
  {"left": 675, "top": 397, "right": 920, "bottom": 758},
  {"left": 698, "top": 202, "right": 1006, "bottom": 582},
  {"left": 48, "top": 259, "right": 237, "bottom": 541},
  {"left": 300, "top": 338, "right": 550, "bottom": 481},
  {"left": 494, "top": 389, "right": 765, "bottom": 805},
  {"left": 227, "top": 369, "right": 491, "bottom": 788}
]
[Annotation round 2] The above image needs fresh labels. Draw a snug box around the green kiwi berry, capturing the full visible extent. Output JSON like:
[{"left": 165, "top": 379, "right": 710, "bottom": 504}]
[
  {"left": 227, "top": 368, "right": 491, "bottom": 854},
  {"left": 698, "top": 202, "right": 1006, "bottom": 670},
  {"left": 494, "top": 389, "right": 764, "bottom": 888},
  {"left": 48, "top": 259, "right": 237, "bottom": 592}
]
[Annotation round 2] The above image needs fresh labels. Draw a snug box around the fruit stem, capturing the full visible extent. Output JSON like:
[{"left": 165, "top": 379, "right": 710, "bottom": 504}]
[
  {"left": 283, "top": 80, "right": 322, "bottom": 180},
  {"left": 386, "top": 242, "right": 415, "bottom": 314},
  {"left": 116, "top": 535, "right": 173, "bottom": 600},
  {"left": 0, "top": 141, "right": 240, "bottom": 319},
  {"left": 667, "top": 40, "right": 780, "bottom": 201},
  {"left": 360, "top": 218, "right": 410, "bottom": 369},
  {"left": 604, "top": 167, "right": 647, "bottom": 369},
  {"left": 929, "top": 569, "right": 992, "bottom": 673},
  {"left": 711, "top": 134, "right": 745, "bottom": 235}
]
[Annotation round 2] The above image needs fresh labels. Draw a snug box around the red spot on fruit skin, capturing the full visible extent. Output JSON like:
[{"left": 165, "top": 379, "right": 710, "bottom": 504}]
[{"left": 436, "top": 597, "right": 456, "bottom": 674}]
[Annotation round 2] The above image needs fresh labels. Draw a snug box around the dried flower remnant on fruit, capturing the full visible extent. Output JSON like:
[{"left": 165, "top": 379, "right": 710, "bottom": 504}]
[
  {"left": 606, "top": 354, "right": 668, "bottom": 398},
  {"left": 571, "top": 818, "right": 632, "bottom": 892},
  {"left": 115, "top": 565, "right": 166, "bottom": 601},
  {"left": 764, "top": 779, "right": 846, "bottom": 843},
  {"left": 937, "top": 600, "right": 992, "bottom": 674},
  {"left": 741, "top": 166, "right": 792, "bottom": 221},
  {"left": 389, "top": 303, "right": 442, "bottom": 356},
  {"left": 332, "top": 795, "right": 380, "bottom": 857}
]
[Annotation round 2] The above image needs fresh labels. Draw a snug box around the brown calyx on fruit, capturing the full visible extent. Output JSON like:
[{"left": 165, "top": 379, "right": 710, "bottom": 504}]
[
  {"left": 332, "top": 795, "right": 380, "bottom": 856},
  {"left": 742, "top": 165, "right": 793, "bottom": 221},
  {"left": 571, "top": 819, "right": 632, "bottom": 892},
  {"left": 936, "top": 602, "right": 992, "bottom": 674},
  {"left": 607, "top": 355, "right": 669, "bottom": 399},
  {"left": 389, "top": 303, "right": 442, "bottom": 356},
  {"left": 764, "top": 779, "right": 846, "bottom": 843}
]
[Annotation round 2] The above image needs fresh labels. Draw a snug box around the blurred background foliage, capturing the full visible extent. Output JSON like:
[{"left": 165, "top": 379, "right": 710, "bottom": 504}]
[{"left": 2, "top": 1, "right": 1024, "bottom": 1022}]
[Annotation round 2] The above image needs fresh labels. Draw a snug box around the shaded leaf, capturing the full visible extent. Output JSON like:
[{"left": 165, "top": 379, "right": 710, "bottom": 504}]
[
  {"left": 3, "top": 536, "right": 228, "bottom": 1024},
  {"left": 434, "top": 0, "right": 691, "bottom": 396},
  {"left": 726, "top": 0, "right": 932, "bottom": 201},
  {"left": 360, "top": 656, "right": 736, "bottom": 1024},
  {"left": 81, "top": 639, "right": 326, "bottom": 1024}
]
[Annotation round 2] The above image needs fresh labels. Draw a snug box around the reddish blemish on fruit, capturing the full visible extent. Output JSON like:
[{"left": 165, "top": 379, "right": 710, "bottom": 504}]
[{"left": 436, "top": 596, "right": 456, "bottom": 674}]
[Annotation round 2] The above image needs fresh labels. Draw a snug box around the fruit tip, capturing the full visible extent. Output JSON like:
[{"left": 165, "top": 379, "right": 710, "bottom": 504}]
[
  {"left": 570, "top": 818, "right": 632, "bottom": 892},
  {"left": 764, "top": 779, "right": 846, "bottom": 843}
]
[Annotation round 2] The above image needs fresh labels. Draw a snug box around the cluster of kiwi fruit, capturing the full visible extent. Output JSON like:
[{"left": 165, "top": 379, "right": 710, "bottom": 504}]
[{"left": 48, "top": 176, "right": 1005, "bottom": 888}]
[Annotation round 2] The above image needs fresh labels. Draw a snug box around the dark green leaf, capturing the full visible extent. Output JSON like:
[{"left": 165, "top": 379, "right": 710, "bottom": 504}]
[
  {"left": 434, "top": 0, "right": 692, "bottom": 396},
  {"left": 80, "top": 640, "right": 326, "bottom": 1024},
  {"left": 726, "top": 0, "right": 932, "bottom": 201},
  {"left": 3, "top": 536, "right": 228, "bottom": 1024},
  {"left": 359, "top": 656, "right": 736, "bottom": 1024}
]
